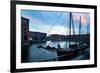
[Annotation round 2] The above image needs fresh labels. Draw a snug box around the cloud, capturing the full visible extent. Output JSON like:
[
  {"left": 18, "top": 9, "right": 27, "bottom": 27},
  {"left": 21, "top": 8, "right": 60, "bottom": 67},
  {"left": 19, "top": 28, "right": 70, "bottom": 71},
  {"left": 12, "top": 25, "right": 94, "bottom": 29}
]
[
  {"left": 22, "top": 14, "right": 42, "bottom": 24},
  {"left": 81, "top": 15, "right": 86, "bottom": 25},
  {"left": 29, "top": 21, "right": 81, "bottom": 36},
  {"left": 73, "top": 13, "right": 89, "bottom": 26},
  {"left": 30, "top": 18, "right": 42, "bottom": 24}
]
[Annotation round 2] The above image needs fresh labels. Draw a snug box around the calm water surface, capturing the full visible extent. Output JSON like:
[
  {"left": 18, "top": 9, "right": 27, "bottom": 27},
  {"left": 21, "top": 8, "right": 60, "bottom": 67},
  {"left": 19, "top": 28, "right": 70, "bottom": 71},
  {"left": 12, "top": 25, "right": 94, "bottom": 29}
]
[{"left": 27, "top": 41, "right": 79, "bottom": 62}]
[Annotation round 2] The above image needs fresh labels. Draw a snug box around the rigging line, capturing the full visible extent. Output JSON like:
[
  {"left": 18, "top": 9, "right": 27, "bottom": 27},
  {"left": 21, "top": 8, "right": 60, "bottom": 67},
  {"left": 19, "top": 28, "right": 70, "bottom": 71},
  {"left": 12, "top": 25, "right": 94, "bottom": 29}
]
[
  {"left": 61, "top": 16, "right": 69, "bottom": 35},
  {"left": 47, "top": 13, "right": 63, "bottom": 34},
  {"left": 60, "top": 20, "right": 67, "bottom": 35},
  {"left": 61, "top": 14, "right": 70, "bottom": 35},
  {"left": 54, "top": 13, "right": 67, "bottom": 35}
]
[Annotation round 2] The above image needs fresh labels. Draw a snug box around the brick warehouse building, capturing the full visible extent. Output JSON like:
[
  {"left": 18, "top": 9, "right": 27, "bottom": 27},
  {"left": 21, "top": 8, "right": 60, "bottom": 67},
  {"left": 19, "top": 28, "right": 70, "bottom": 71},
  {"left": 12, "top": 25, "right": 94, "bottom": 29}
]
[{"left": 21, "top": 17, "right": 29, "bottom": 44}]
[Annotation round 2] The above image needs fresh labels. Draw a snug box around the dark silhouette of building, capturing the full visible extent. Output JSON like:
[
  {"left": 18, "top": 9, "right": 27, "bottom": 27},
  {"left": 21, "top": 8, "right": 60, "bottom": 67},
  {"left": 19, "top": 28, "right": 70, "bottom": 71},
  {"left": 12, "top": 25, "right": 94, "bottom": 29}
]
[
  {"left": 65, "top": 34, "right": 90, "bottom": 42},
  {"left": 49, "top": 34, "right": 66, "bottom": 41},
  {"left": 21, "top": 17, "right": 30, "bottom": 62},
  {"left": 21, "top": 17, "right": 29, "bottom": 44},
  {"left": 47, "top": 34, "right": 90, "bottom": 42},
  {"left": 29, "top": 31, "right": 46, "bottom": 43}
]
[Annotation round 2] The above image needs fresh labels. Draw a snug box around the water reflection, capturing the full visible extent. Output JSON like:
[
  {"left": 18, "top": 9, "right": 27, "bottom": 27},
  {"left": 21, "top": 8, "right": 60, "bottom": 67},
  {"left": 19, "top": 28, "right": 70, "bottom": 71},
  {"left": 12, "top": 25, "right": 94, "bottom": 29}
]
[{"left": 27, "top": 41, "right": 79, "bottom": 62}]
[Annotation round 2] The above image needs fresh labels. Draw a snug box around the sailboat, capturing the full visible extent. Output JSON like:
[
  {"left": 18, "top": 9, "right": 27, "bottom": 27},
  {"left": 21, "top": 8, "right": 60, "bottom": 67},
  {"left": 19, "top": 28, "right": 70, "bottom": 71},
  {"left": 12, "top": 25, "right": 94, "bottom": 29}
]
[
  {"left": 37, "top": 12, "right": 89, "bottom": 61},
  {"left": 56, "top": 12, "right": 89, "bottom": 61}
]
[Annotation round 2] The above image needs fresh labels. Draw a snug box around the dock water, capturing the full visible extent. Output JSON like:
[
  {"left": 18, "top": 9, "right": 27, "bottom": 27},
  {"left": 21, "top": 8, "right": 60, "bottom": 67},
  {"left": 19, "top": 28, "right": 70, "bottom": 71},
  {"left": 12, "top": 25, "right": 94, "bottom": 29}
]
[{"left": 21, "top": 41, "right": 90, "bottom": 63}]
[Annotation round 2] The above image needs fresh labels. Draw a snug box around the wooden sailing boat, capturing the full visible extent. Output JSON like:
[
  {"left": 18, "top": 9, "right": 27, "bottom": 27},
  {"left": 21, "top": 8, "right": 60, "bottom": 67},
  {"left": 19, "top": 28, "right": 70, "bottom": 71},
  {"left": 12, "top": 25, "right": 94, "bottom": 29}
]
[
  {"left": 37, "top": 12, "right": 89, "bottom": 61},
  {"left": 57, "top": 12, "right": 79, "bottom": 60},
  {"left": 56, "top": 12, "right": 89, "bottom": 61}
]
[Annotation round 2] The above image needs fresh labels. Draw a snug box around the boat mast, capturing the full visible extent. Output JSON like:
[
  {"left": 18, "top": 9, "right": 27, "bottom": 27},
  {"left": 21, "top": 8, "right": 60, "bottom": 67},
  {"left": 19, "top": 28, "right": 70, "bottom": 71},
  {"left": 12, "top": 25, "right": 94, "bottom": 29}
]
[
  {"left": 69, "top": 12, "right": 71, "bottom": 46},
  {"left": 87, "top": 23, "right": 88, "bottom": 35},
  {"left": 71, "top": 13, "right": 75, "bottom": 36},
  {"left": 79, "top": 16, "right": 81, "bottom": 46}
]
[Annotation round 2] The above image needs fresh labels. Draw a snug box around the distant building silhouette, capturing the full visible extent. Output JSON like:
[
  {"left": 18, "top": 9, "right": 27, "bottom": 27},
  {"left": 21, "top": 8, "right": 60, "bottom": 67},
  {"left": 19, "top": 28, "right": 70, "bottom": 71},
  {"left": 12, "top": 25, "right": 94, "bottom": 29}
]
[
  {"left": 47, "top": 34, "right": 90, "bottom": 42},
  {"left": 29, "top": 31, "right": 46, "bottom": 43},
  {"left": 50, "top": 34, "right": 66, "bottom": 41}
]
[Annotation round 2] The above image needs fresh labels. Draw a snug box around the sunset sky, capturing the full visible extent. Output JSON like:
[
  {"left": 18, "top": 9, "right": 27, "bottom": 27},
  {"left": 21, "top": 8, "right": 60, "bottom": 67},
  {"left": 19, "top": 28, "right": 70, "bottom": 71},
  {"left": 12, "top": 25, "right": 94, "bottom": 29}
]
[{"left": 21, "top": 10, "right": 90, "bottom": 36}]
